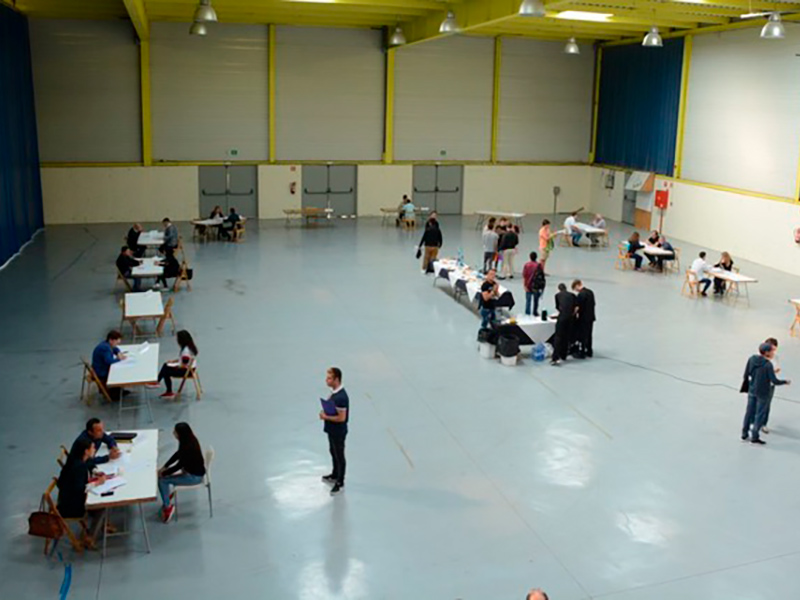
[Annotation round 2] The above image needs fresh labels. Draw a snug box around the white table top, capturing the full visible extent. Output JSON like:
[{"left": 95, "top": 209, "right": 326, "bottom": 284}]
[
  {"left": 107, "top": 343, "right": 160, "bottom": 387},
  {"left": 790, "top": 299, "right": 800, "bottom": 306},
  {"left": 90, "top": 429, "right": 159, "bottom": 508},
  {"left": 138, "top": 231, "right": 164, "bottom": 247},
  {"left": 499, "top": 315, "right": 558, "bottom": 345},
  {"left": 132, "top": 257, "right": 164, "bottom": 278},
  {"left": 124, "top": 291, "right": 164, "bottom": 319},
  {"left": 193, "top": 216, "right": 248, "bottom": 226},
  {"left": 433, "top": 259, "right": 511, "bottom": 300},
  {"left": 708, "top": 268, "right": 757, "bottom": 283},
  {"left": 476, "top": 210, "right": 526, "bottom": 218},
  {"left": 642, "top": 244, "right": 674, "bottom": 256},
  {"left": 559, "top": 223, "right": 606, "bottom": 235}
]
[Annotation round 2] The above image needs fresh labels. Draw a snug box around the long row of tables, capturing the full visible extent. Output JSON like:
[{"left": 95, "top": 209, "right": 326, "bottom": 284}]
[{"left": 432, "top": 259, "right": 515, "bottom": 309}]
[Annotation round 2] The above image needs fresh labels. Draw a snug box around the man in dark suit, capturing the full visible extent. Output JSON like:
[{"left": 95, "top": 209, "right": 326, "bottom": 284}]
[
  {"left": 552, "top": 283, "right": 576, "bottom": 365},
  {"left": 572, "top": 279, "right": 596, "bottom": 358}
]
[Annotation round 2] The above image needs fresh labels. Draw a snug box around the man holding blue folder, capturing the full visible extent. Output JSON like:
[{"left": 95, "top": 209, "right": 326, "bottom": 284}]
[{"left": 319, "top": 367, "right": 349, "bottom": 495}]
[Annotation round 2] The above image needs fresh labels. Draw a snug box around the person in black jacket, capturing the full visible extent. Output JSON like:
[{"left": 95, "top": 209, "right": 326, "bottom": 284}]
[
  {"left": 498, "top": 226, "right": 519, "bottom": 279},
  {"left": 126, "top": 223, "right": 145, "bottom": 258},
  {"left": 158, "top": 422, "right": 206, "bottom": 523},
  {"left": 155, "top": 249, "right": 181, "bottom": 290},
  {"left": 741, "top": 342, "right": 790, "bottom": 444},
  {"left": 116, "top": 246, "right": 143, "bottom": 291},
  {"left": 571, "top": 279, "right": 596, "bottom": 358},
  {"left": 57, "top": 438, "right": 106, "bottom": 520},
  {"left": 552, "top": 283, "right": 576, "bottom": 365},
  {"left": 418, "top": 218, "right": 443, "bottom": 273}
]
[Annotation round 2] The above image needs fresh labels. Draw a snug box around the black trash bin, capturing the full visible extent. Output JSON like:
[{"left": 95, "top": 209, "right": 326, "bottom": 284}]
[
  {"left": 477, "top": 328, "right": 498, "bottom": 345},
  {"left": 498, "top": 335, "right": 520, "bottom": 358}
]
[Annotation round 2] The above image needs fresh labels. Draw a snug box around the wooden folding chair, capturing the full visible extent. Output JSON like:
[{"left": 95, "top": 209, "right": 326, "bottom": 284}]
[
  {"left": 80, "top": 358, "right": 114, "bottom": 405},
  {"left": 232, "top": 221, "right": 246, "bottom": 243},
  {"left": 156, "top": 296, "right": 176, "bottom": 337},
  {"left": 114, "top": 268, "right": 133, "bottom": 293},
  {"left": 615, "top": 244, "right": 632, "bottom": 271},
  {"left": 56, "top": 445, "right": 69, "bottom": 468},
  {"left": 173, "top": 260, "right": 192, "bottom": 292},
  {"left": 670, "top": 247, "right": 681, "bottom": 274},
  {"left": 41, "top": 478, "right": 91, "bottom": 554},
  {"left": 790, "top": 301, "right": 800, "bottom": 337},
  {"left": 559, "top": 231, "right": 572, "bottom": 247},
  {"left": 176, "top": 364, "right": 203, "bottom": 400},
  {"left": 401, "top": 217, "right": 416, "bottom": 230},
  {"left": 681, "top": 269, "right": 699, "bottom": 298}
]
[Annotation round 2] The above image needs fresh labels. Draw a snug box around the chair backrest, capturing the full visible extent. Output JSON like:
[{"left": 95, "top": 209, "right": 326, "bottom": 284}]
[
  {"left": 164, "top": 295, "right": 175, "bottom": 314},
  {"left": 57, "top": 445, "right": 68, "bottom": 468},
  {"left": 204, "top": 445, "right": 215, "bottom": 480},
  {"left": 80, "top": 357, "right": 113, "bottom": 403}
]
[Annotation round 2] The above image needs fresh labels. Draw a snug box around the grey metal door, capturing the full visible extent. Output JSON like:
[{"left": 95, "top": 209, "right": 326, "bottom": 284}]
[
  {"left": 302, "top": 165, "right": 329, "bottom": 210},
  {"left": 228, "top": 166, "right": 258, "bottom": 218},
  {"left": 302, "top": 165, "right": 357, "bottom": 216},
  {"left": 412, "top": 165, "right": 463, "bottom": 215},
  {"left": 329, "top": 165, "right": 357, "bottom": 216},
  {"left": 412, "top": 166, "right": 437, "bottom": 213},
  {"left": 435, "top": 166, "right": 462, "bottom": 215},
  {"left": 622, "top": 192, "right": 636, "bottom": 226},
  {"left": 199, "top": 165, "right": 259, "bottom": 218}
]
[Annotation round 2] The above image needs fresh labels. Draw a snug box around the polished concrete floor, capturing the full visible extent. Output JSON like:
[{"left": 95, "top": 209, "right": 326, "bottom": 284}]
[{"left": 2, "top": 215, "right": 800, "bottom": 600}]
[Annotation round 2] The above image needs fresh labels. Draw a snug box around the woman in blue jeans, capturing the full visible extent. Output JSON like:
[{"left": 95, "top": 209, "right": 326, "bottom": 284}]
[{"left": 158, "top": 422, "right": 206, "bottom": 523}]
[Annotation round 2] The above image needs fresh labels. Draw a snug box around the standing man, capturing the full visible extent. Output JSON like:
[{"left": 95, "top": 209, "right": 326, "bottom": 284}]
[
  {"left": 417, "top": 217, "right": 443, "bottom": 273},
  {"left": 552, "top": 283, "right": 576, "bottom": 366},
  {"left": 741, "top": 342, "right": 790, "bottom": 445},
  {"left": 538, "top": 219, "right": 555, "bottom": 274},
  {"left": 571, "top": 279, "right": 596, "bottom": 358},
  {"left": 522, "top": 252, "right": 545, "bottom": 317},
  {"left": 482, "top": 223, "right": 499, "bottom": 274},
  {"left": 161, "top": 217, "right": 179, "bottom": 254},
  {"left": 762, "top": 337, "right": 780, "bottom": 434},
  {"left": 690, "top": 251, "right": 713, "bottom": 296},
  {"left": 320, "top": 367, "right": 349, "bottom": 495},
  {"left": 498, "top": 223, "right": 519, "bottom": 279},
  {"left": 479, "top": 269, "right": 500, "bottom": 329}
]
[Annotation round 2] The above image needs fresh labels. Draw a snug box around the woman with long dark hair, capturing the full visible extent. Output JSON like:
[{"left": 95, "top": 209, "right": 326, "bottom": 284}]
[
  {"left": 148, "top": 330, "right": 198, "bottom": 400},
  {"left": 158, "top": 422, "right": 206, "bottom": 523}
]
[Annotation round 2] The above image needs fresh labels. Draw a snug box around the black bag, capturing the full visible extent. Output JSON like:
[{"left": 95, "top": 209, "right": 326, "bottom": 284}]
[
  {"left": 740, "top": 376, "right": 749, "bottom": 394},
  {"left": 415, "top": 248, "right": 422, "bottom": 260},
  {"left": 532, "top": 265, "right": 546, "bottom": 292},
  {"left": 186, "top": 268, "right": 194, "bottom": 281},
  {"left": 477, "top": 328, "right": 498, "bottom": 345}
]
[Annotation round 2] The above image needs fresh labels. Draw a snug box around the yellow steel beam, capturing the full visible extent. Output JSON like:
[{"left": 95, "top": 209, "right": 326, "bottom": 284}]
[
  {"left": 673, "top": 34, "right": 692, "bottom": 178},
  {"left": 123, "top": 0, "right": 149, "bottom": 40},
  {"left": 147, "top": 2, "right": 432, "bottom": 20},
  {"left": 383, "top": 47, "right": 395, "bottom": 164},
  {"left": 492, "top": 20, "right": 657, "bottom": 35},
  {"left": 491, "top": 36, "right": 502, "bottom": 164},
  {"left": 151, "top": 0, "right": 445, "bottom": 10},
  {"left": 269, "top": 24, "right": 276, "bottom": 164},
  {"left": 140, "top": 40, "right": 152, "bottom": 166},
  {"left": 402, "top": 0, "right": 523, "bottom": 47},
  {"left": 553, "top": 5, "right": 726, "bottom": 25},
  {"left": 480, "top": 29, "right": 619, "bottom": 41},
  {"left": 589, "top": 46, "right": 602, "bottom": 163}
]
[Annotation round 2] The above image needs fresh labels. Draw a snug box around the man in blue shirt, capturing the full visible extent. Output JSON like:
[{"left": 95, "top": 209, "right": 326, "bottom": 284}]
[
  {"left": 319, "top": 367, "right": 349, "bottom": 495},
  {"left": 91, "top": 330, "right": 126, "bottom": 399},
  {"left": 72, "top": 417, "right": 120, "bottom": 466}
]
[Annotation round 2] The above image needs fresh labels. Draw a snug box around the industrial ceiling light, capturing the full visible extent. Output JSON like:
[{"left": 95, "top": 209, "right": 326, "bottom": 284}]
[
  {"left": 760, "top": 12, "right": 785, "bottom": 39},
  {"left": 439, "top": 11, "right": 460, "bottom": 33},
  {"left": 564, "top": 37, "right": 580, "bottom": 54},
  {"left": 642, "top": 26, "right": 663, "bottom": 47},
  {"left": 519, "top": 0, "right": 546, "bottom": 17},
  {"left": 189, "top": 21, "right": 208, "bottom": 36},
  {"left": 388, "top": 26, "right": 407, "bottom": 46},
  {"left": 193, "top": 0, "right": 218, "bottom": 23}
]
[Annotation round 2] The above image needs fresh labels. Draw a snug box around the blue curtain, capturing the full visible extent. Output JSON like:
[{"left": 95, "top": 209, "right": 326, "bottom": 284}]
[
  {"left": 0, "top": 5, "right": 43, "bottom": 267},
  {"left": 595, "top": 38, "right": 684, "bottom": 176}
]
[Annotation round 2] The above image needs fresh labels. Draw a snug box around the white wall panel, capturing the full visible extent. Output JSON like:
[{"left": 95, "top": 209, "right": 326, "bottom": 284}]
[
  {"left": 682, "top": 28, "right": 800, "bottom": 198},
  {"left": 358, "top": 165, "right": 413, "bottom": 216},
  {"left": 151, "top": 23, "right": 269, "bottom": 161},
  {"left": 29, "top": 20, "right": 141, "bottom": 163},
  {"left": 498, "top": 38, "right": 593, "bottom": 162},
  {"left": 395, "top": 36, "right": 494, "bottom": 161},
  {"left": 275, "top": 27, "right": 384, "bottom": 161}
]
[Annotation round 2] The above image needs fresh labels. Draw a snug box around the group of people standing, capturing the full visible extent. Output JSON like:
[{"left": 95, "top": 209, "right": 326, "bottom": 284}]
[
  {"left": 481, "top": 217, "right": 521, "bottom": 279},
  {"left": 551, "top": 280, "right": 596, "bottom": 364}
]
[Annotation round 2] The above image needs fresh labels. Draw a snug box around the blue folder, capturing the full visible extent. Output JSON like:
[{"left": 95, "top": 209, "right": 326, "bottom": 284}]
[{"left": 320, "top": 398, "right": 338, "bottom": 417}]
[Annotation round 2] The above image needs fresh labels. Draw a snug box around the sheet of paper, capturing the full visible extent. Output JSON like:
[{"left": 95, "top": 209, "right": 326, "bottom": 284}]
[{"left": 89, "top": 477, "right": 127, "bottom": 495}]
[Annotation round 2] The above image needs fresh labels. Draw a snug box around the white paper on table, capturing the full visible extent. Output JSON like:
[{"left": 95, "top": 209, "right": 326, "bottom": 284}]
[
  {"left": 139, "top": 342, "right": 150, "bottom": 355},
  {"left": 95, "top": 464, "right": 119, "bottom": 476},
  {"left": 89, "top": 477, "right": 127, "bottom": 495}
]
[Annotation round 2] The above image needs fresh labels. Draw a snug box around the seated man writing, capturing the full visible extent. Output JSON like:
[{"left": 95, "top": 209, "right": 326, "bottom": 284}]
[
  {"left": 116, "top": 246, "right": 142, "bottom": 291},
  {"left": 91, "top": 330, "right": 127, "bottom": 400}
]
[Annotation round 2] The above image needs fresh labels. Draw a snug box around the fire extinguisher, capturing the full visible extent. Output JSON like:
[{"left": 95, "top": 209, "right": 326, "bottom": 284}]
[{"left": 290, "top": 182, "right": 297, "bottom": 195}]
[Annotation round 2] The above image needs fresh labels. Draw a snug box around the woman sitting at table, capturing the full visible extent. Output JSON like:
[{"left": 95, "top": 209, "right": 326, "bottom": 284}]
[
  {"left": 627, "top": 232, "right": 644, "bottom": 271},
  {"left": 57, "top": 438, "right": 107, "bottom": 543},
  {"left": 713, "top": 251, "right": 734, "bottom": 295},
  {"left": 148, "top": 330, "right": 198, "bottom": 400},
  {"left": 209, "top": 205, "right": 224, "bottom": 219},
  {"left": 154, "top": 250, "right": 181, "bottom": 291},
  {"left": 647, "top": 230, "right": 660, "bottom": 246},
  {"left": 158, "top": 422, "right": 206, "bottom": 523}
]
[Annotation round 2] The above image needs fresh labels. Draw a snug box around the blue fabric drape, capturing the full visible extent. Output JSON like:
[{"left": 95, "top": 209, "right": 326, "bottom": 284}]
[
  {"left": 595, "top": 38, "right": 684, "bottom": 176},
  {"left": 0, "top": 5, "right": 43, "bottom": 267}
]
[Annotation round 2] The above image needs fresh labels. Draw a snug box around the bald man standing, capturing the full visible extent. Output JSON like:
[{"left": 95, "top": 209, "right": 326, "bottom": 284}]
[{"left": 526, "top": 589, "right": 549, "bottom": 600}]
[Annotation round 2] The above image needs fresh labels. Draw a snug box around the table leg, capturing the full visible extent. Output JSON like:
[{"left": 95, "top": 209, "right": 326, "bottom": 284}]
[
  {"left": 102, "top": 509, "right": 109, "bottom": 558},
  {"left": 139, "top": 504, "right": 151, "bottom": 553},
  {"left": 475, "top": 215, "right": 484, "bottom": 231}
]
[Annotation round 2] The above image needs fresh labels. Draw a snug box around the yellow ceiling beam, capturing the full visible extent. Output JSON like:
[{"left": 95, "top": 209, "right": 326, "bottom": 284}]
[
  {"left": 402, "top": 0, "right": 524, "bottom": 47},
  {"left": 492, "top": 20, "right": 648, "bottom": 36},
  {"left": 554, "top": 4, "right": 728, "bottom": 25},
  {"left": 147, "top": 0, "right": 446, "bottom": 9},
  {"left": 123, "top": 0, "right": 150, "bottom": 40},
  {"left": 147, "top": 1, "right": 432, "bottom": 19}
]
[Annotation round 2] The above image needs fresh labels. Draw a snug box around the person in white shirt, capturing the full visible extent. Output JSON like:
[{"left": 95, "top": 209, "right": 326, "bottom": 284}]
[
  {"left": 147, "top": 330, "right": 198, "bottom": 399},
  {"left": 564, "top": 211, "right": 582, "bottom": 247},
  {"left": 690, "top": 251, "right": 712, "bottom": 296}
]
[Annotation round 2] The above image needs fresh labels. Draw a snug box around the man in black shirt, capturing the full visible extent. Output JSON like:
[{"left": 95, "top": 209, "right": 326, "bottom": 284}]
[
  {"left": 126, "top": 223, "right": 145, "bottom": 257},
  {"left": 552, "top": 283, "right": 576, "bottom": 365},
  {"left": 480, "top": 269, "right": 500, "bottom": 329},
  {"left": 571, "top": 279, "right": 596, "bottom": 358},
  {"left": 116, "top": 246, "right": 142, "bottom": 291},
  {"left": 220, "top": 207, "right": 242, "bottom": 241},
  {"left": 320, "top": 367, "right": 349, "bottom": 495}
]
